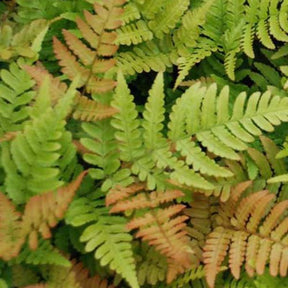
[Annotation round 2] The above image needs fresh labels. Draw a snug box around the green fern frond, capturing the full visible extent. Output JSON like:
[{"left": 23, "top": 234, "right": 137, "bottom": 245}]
[
  {"left": 111, "top": 72, "right": 143, "bottom": 162},
  {"left": 169, "top": 83, "right": 288, "bottom": 164},
  {"left": 138, "top": 0, "right": 166, "bottom": 20},
  {"left": 137, "top": 244, "right": 167, "bottom": 286},
  {"left": 12, "top": 240, "right": 70, "bottom": 267},
  {"left": 0, "top": 19, "right": 50, "bottom": 61},
  {"left": 66, "top": 193, "right": 139, "bottom": 288},
  {"left": 148, "top": 0, "right": 189, "bottom": 39},
  {"left": 116, "top": 37, "right": 177, "bottom": 75},
  {"left": 116, "top": 20, "right": 153, "bottom": 45},
  {"left": 175, "top": 39, "right": 218, "bottom": 88},
  {"left": 1, "top": 78, "right": 78, "bottom": 203},
  {"left": 0, "top": 61, "right": 35, "bottom": 135},
  {"left": 174, "top": 0, "right": 214, "bottom": 53}
]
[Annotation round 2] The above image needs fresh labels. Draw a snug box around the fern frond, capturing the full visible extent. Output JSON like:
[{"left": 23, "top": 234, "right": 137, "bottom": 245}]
[
  {"left": 0, "top": 19, "right": 50, "bottom": 61},
  {"left": 175, "top": 39, "right": 218, "bottom": 88},
  {"left": 0, "top": 61, "right": 35, "bottom": 135},
  {"left": 73, "top": 95, "right": 118, "bottom": 122},
  {"left": 108, "top": 183, "right": 195, "bottom": 283},
  {"left": 66, "top": 193, "right": 139, "bottom": 288},
  {"left": 53, "top": 0, "right": 125, "bottom": 94},
  {"left": 116, "top": 38, "right": 176, "bottom": 75},
  {"left": 21, "top": 171, "right": 87, "bottom": 250},
  {"left": 0, "top": 192, "right": 24, "bottom": 260},
  {"left": 111, "top": 72, "right": 142, "bottom": 162},
  {"left": 137, "top": 244, "right": 167, "bottom": 286},
  {"left": 25, "top": 65, "right": 115, "bottom": 122},
  {"left": 0, "top": 172, "right": 85, "bottom": 261},
  {"left": 13, "top": 240, "right": 71, "bottom": 267},
  {"left": 203, "top": 184, "right": 288, "bottom": 288},
  {"left": 138, "top": 0, "right": 166, "bottom": 19},
  {"left": 269, "top": 0, "right": 288, "bottom": 42},
  {"left": 24, "top": 64, "right": 67, "bottom": 106},
  {"left": 116, "top": 20, "right": 153, "bottom": 45},
  {"left": 174, "top": 0, "right": 214, "bottom": 53},
  {"left": 2, "top": 81, "right": 77, "bottom": 202},
  {"left": 169, "top": 83, "right": 288, "bottom": 166},
  {"left": 148, "top": 0, "right": 189, "bottom": 39}
]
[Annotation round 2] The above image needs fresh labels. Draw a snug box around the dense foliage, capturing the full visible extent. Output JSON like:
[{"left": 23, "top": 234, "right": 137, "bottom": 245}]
[{"left": 1, "top": 0, "right": 288, "bottom": 287}]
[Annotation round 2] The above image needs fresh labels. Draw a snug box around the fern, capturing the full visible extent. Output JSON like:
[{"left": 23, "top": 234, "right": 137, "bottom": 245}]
[
  {"left": 1, "top": 77, "right": 79, "bottom": 203},
  {"left": 66, "top": 192, "right": 139, "bottom": 288},
  {"left": 53, "top": 0, "right": 125, "bottom": 94},
  {"left": 0, "top": 171, "right": 86, "bottom": 260},
  {"left": 0, "top": 61, "right": 35, "bottom": 136},
  {"left": 0, "top": 19, "right": 50, "bottom": 61},
  {"left": 116, "top": 36, "right": 177, "bottom": 75},
  {"left": 136, "top": 244, "right": 167, "bottom": 286},
  {"left": 25, "top": 65, "right": 118, "bottom": 122},
  {"left": 148, "top": 0, "right": 189, "bottom": 39},
  {"left": 12, "top": 240, "right": 70, "bottom": 267},
  {"left": 203, "top": 181, "right": 288, "bottom": 287},
  {"left": 107, "top": 184, "right": 195, "bottom": 284}
]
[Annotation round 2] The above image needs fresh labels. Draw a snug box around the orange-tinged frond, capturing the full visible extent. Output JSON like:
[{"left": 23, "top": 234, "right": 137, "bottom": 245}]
[
  {"left": 97, "top": 41, "right": 118, "bottom": 57},
  {"left": 106, "top": 183, "right": 146, "bottom": 206},
  {"left": 92, "top": 59, "right": 116, "bottom": 73},
  {"left": 53, "top": 0, "right": 125, "bottom": 95},
  {"left": 259, "top": 200, "right": 288, "bottom": 236},
  {"left": 76, "top": 17, "right": 99, "bottom": 49},
  {"left": 231, "top": 190, "right": 270, "bottom": 229},
  {"left": 62, "top": 29, "right": 95, "bottom": 66},
  {"left": 229, "top": 231, "right": 248, "bottom": 279},
  {"left": 127, "top": 204, "right": 185, "bottom": 230},
  {"left": 24, "top": 65, "right": 67, "bottom": 105},
  {"left": 109, "top": 181, "right": 191, "bottom": 283},
  {"left": 204, "top": 187, "right": 288, "bottom": 287},
  {"left": 280, "top": 248, "right": 288, "bottom": 276},
  {"left": 0, "top": 193, "right": 24, "bottom": 260},
  {"left": 72, "top": 260, "right": 115, "bottom": 288},
  {"left": 203, "top": 226, "right": 231, "bottom": 288},
  {"left": 86, "top": 77, "right": 117, "bottom": 94},
  {"left": 246, "top": 193, "right": 275, "bottom": 232},
  {"left": 218, "top": 181, "right": 252, "bottom": 224},
  {"left": 245, "top": 234, "right": 259, "bottom": 277},
  {"left": 53, "top": 37, "right": 89, "bottom": 86},
  {"left": 270, "top": 243, "right": 282, "bottom": 276},
  {"left": 256, "top": 239, "right": 272, "bottom": 275},
  {"left": 22, "top": 171, "right": 87, "bottom": 250},
  {"left": 109, "top": 190, "right": 184, "bottom": 213},
  {"left": 72, "top": 95, "right": 118, "bottom": 121},
  {"left": 271, "top": 218, "right": 288, "bottom": 241},
  {"left": 132, "top": 211, "right": 192, "bottom": 281}
]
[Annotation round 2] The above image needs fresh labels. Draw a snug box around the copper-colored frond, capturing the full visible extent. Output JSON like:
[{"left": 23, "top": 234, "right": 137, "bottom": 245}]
[
  {"left": 106, "top": 183, "right": 146, "bottom": 206},
  {"left": 0, "top": 193, "right": 24, "bottom": 260},
  {"left": 53, "top": 36, "right": 89, "bottom": 85},
  {"left": 73, "top": 95, "right": 118, "bottom": 122},
  {"left": 109, "top": 189, "right": 184, "bottom": 213},
  {"left": 21, "top": 171, "right": 87, "bottom": 250},
  {"left": 24, "top": 65, "right": 67, "bottom": 105},
  {"left": 203, "top": 227, "right": 231, "bottom": 288},
  {"left": 204, "top": 187, "right": 288, "bottom": 287},
  {"left": 53, "top": 0, "right": 125, "bottom": 95},
  {"left": 62, "top": 29, "right": 95, "bottom": 66}
]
